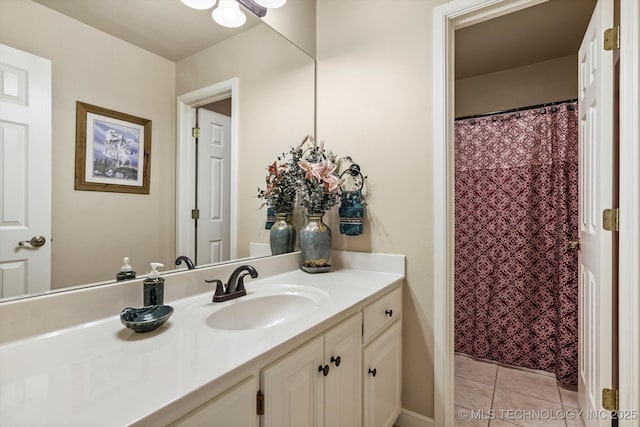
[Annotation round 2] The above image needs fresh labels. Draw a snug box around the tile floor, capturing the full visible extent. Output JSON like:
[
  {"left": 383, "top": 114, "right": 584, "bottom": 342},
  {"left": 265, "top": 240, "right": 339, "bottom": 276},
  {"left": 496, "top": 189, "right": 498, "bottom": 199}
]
[{"left": 454, "top": 354, "right": 584, "bottom": 427}]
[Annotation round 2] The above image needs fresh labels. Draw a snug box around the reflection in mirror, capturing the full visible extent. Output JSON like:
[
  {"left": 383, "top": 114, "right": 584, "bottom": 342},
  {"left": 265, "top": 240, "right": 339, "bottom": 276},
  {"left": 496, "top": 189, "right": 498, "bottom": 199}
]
[
  {"left": 260, "top": 0, "right": 316, "bottom": 59},
  {"left": 0, "top": 0, "right": 315, "bottom": 301}
]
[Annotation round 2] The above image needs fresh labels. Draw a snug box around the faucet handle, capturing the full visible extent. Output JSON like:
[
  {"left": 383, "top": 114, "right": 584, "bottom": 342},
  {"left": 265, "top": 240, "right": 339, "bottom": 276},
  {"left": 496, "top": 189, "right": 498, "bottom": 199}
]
[{"left": 205, "top": 279, "right": 224, "bottom": 301}]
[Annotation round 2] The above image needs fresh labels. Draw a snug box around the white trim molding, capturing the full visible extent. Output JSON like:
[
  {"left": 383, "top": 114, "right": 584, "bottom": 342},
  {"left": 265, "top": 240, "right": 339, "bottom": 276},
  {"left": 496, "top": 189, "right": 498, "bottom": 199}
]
[
  {"left": 618, "top": 1, "right": 640, "bottom": 425},
  {"left": 175, "top": 78, "right": 239, "bottom": 263}
]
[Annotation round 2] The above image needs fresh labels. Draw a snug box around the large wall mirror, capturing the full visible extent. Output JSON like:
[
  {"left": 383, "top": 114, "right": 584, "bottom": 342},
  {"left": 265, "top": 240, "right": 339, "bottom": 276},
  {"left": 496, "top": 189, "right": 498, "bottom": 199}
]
[{"left": 0, "top": 0, "right": 315, "bottom": 302}]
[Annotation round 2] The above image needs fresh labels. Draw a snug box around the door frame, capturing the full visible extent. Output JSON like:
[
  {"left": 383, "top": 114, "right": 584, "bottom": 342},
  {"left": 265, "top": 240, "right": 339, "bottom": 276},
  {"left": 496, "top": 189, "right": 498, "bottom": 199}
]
[
  {"left": 432, "top": 1, "right": 640, "bottom": 425},
  {"left": 176, "top": 78, "right": 239, "bottom": 263}
]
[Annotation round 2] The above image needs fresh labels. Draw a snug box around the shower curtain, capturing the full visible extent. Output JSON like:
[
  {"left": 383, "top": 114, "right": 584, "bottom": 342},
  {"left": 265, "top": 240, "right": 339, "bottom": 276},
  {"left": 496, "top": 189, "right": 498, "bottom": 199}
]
[{"left": 454, "top": 101, "right": 579, "bottom": 386}]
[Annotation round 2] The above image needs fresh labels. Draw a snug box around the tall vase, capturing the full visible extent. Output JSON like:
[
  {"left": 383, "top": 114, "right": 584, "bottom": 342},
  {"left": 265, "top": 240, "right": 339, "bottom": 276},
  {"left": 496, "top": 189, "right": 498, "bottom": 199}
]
[
  {"left": 270, "top": 212, "right": 296, "bottom": 255},
  {"left": 299, "top": 213, "right": 332, "bottom": 273}
]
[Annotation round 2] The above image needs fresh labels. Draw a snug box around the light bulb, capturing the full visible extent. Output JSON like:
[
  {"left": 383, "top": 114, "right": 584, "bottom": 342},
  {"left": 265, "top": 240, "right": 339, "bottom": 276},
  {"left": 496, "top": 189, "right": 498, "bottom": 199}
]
[
  {"left": 212, "top": 0, "right": 246, "bottom": 28},
  {"left": 181, "top": 0, "right": 217, "bottom": 10},
  {"left": 255, "top": 0, "right": 286, "bottom": 8}
]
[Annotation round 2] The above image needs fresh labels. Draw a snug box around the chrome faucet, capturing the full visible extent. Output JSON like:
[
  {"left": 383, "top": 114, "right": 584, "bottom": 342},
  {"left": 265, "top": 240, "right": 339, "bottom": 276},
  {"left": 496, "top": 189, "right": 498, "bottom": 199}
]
[
  {"left": 175, "top": 255, "right": 195, "bottom": 270},
  {"left": 206, "top": 265, "right": 259, "bottom": 302}
]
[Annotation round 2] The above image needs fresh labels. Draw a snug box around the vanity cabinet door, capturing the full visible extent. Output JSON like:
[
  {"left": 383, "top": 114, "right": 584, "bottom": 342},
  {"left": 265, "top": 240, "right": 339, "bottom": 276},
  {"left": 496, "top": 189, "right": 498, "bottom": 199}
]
[
  {"left": 261, "top": 335, "right": 325, "bottom": 427},
  {"left": 260, "top": 313, "right": 362, "bottom": 427},
  {"left": 170, "top": 375, "right": 258, "bottom": 427},
  {"left": 363, "top": 320, "right": 402, "bottom": 427},
  {"left": 324, "top": 313, "right": 362, "bottom": 427}
]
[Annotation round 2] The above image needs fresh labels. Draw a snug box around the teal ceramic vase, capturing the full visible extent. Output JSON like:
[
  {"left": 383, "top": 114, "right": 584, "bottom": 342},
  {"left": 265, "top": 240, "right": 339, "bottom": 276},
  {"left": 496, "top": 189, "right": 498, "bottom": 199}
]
[
  {"left": 270, "top": 212, "right": 296, "bottom": 255},
  {"left": 299, "top": 213, "right": 332, "bottom": 272}
]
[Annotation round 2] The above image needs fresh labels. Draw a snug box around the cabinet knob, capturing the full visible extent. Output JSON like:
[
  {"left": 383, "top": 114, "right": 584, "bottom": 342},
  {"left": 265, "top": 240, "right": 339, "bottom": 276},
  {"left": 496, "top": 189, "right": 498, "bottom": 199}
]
[
  {"left": 318, "top": 364, "right": 330, "bottom": 376},
  {"left": 385, "top": 309, "right": 393, "bottom": 317},
  {"left": 368, "top": 368, "right": 377, "bottom": 377},
  {"left": 330, "top": 355, "right": 341, "bottom": 367}
]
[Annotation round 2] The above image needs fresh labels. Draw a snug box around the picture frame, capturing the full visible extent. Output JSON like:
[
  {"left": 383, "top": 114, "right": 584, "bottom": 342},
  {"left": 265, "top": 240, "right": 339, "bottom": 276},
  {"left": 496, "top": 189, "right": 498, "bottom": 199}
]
[{"left": 75, "top": 101, "right": 151, "bottom": 194}]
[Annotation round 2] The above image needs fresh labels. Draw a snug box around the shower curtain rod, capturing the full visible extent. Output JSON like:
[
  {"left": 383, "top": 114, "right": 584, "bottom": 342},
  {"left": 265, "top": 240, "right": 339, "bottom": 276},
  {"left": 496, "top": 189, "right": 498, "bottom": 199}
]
[{"left": 455, "top": 98, "right": 578, "bottom": 121}]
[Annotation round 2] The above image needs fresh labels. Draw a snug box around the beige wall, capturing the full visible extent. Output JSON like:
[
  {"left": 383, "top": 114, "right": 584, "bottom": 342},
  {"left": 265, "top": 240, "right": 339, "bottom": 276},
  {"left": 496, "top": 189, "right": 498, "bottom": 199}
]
[
  {"left": 176, "top": 23, "right": 315, "bottom": 258},
  {"left": 456, "top": 54, "right": 578, "bottom": 117},
  {"left": 317, "top": 0, "right": 447, "bottom": 418},
  {"left": 262, "top": 0, "right": 316, "bottom": 58},
  {"left": 0, "top": 0, "right": 176, "bottom": 288}
]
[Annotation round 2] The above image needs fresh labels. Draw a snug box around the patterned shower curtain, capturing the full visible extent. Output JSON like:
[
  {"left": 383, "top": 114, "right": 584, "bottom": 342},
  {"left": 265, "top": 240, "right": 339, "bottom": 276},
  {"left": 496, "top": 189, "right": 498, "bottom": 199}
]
[{"left": 454, "top": 101, "right": 579, "bottom": 386}]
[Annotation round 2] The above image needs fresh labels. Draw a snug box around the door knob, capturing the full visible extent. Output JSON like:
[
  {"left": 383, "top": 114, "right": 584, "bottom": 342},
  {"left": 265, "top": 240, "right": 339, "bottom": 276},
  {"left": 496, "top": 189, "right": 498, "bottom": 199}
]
[
  {"left": 18, "top": 235, "right": 46, "bottom": 248},
  {"left": 568, "top": 240, "right": 581, "bottom": 250}
]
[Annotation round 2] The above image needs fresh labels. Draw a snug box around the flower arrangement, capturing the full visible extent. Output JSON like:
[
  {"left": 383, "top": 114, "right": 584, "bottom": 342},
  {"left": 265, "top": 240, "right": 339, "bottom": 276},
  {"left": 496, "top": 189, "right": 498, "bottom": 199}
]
[
  {"left": 258, "top": 135, "right": 363, "bottom": 216},
  {"left": 293, "top": 135, "right": 342, "bottom": 215},
  {"left": 258, "top": 135, "right": 367, "bottom": 270},
  {"left": 257, "top": 151, "right": 298, "bottom": 214}
]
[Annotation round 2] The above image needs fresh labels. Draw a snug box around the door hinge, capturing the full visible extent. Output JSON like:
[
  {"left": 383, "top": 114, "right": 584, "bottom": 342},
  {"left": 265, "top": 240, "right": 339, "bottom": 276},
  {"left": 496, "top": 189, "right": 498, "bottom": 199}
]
[
  {"left": 603, "top": 208, "right": 619, "bottom": 231},
  {"left": 256, "top": 390, "right": 264, "bottom": 415},
  {"left": 192, "top": 127, "right": 201, "bottom": 138},
  {"left": 604, "top": 26, "right": 620, "bottom": 50},
  {"left": 191, "top": 209, "right": 200, "bottom": 220},
  {"left": 602, "top": 388, "right": 619, "bottom": 411}
]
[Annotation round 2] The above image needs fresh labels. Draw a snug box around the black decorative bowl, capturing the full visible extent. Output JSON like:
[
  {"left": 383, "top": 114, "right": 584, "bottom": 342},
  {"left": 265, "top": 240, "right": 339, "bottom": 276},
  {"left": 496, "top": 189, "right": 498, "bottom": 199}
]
[{"left": 120, "top": 305, "right": 173, "bottom": 333}]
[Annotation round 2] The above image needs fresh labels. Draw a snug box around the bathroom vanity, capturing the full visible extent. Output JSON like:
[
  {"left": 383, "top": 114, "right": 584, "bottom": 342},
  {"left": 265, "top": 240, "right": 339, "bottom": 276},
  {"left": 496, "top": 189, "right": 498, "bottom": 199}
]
[{"left": 0, "top": 251, "right": 404, "bottom": 427}]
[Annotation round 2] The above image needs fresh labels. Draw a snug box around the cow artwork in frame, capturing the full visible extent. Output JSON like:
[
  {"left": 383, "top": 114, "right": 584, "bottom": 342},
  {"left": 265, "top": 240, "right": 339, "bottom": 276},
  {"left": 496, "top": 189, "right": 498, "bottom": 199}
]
[{"left": 75, "top": 101, "right": 151, "bottom": 194}]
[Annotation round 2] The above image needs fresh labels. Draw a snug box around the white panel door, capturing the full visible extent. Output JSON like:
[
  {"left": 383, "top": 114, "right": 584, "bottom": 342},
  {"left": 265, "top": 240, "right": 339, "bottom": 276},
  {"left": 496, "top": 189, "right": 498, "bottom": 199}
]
[
  {"left": 577, "top": 0, "right": 615, "bottom": 424},
  {"left": 0, "top": 44, "right": 51, "bottom": 298},
  {"left": 324, "top": 313, "right": 362, "bottom": 427},
  {"left": 196, "top": 108, "right": 231, "bottom": 265}
]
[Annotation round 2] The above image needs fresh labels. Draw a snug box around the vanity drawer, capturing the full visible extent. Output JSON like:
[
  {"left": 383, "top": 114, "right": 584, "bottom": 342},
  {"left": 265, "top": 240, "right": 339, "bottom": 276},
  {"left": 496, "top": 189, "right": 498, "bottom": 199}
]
[{"left": 363, "top": 287, "right": 401, "bottom": 344}]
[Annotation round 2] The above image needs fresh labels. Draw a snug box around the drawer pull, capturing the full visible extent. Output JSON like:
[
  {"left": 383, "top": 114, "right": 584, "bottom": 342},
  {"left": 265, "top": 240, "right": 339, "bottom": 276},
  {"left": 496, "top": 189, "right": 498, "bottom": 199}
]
[
  {"left": 368, "top": 368, "right": 377, "bottom": 377},
  {"left": 330, "top": 355, "right": 341, "bottom": 367},
  {"left": 318, "top": 364, "right": 330, "bottom": 376},
  {"left": 385, "top": 309, "right": 393, "bottom": 317}
]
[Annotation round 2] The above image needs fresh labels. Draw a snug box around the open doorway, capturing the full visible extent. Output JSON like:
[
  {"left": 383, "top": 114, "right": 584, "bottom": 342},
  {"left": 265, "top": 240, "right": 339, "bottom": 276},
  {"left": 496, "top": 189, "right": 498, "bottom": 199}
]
[
  {"left": 451, "top": 0, "right": 595, "bottom": 421},
  {"left": 176, "top": 78, "right": 239, "bottom": 267},
  {"left": 432, "top": 0, "right": 640, "bottom": 425}
]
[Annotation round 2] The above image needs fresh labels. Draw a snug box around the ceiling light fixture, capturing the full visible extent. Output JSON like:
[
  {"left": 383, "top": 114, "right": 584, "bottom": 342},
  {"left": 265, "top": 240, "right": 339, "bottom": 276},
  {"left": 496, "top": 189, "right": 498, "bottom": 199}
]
[
  {"left": 254, "top": 0, "right": 286, "bottom": 8},
  {"left": 212, "top": 0, "right": 247, "bottom": 28},
  {"left": 180, "top": 0, "right": 218, "bottom": 10},
  {"left": 180, "top": 0, "right": 277, "bottom": 29}
]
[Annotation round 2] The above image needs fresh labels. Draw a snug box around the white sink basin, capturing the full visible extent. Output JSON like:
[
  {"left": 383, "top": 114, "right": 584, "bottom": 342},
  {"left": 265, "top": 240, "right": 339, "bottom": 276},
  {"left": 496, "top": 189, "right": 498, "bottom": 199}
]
[{"left": 205, "top": 284, "right": 330, "bottom": 331}]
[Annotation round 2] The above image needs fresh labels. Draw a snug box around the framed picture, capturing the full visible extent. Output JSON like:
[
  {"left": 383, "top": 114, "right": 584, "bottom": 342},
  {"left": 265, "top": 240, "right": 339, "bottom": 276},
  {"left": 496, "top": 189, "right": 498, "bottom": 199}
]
[{"left": 75, "top": 101, "right": 151, "bottom": 194}]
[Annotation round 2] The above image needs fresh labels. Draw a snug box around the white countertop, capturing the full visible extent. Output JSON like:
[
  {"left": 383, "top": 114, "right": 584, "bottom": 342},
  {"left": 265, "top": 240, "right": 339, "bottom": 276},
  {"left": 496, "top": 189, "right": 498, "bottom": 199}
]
[{"left": 0, "top": 263, "right": 403, "bottom": 426}]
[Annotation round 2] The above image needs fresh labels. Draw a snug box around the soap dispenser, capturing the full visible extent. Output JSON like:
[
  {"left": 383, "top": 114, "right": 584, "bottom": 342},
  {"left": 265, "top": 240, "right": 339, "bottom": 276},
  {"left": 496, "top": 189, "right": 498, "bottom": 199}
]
[
  {"left": 143, "top": 263, "right": 164, "bottom": 306},
  {"left": 116, "top": 257, "right": 136, "bottom": 281}
]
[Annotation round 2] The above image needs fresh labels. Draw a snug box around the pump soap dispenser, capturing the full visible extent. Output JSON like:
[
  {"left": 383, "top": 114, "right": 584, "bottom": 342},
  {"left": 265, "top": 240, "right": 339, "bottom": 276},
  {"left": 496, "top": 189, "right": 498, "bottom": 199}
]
[
  {"left": 143, "top": 263, "right": 165, "bottom": 306},
  {"left": 116, "top": 257, "right": 136, "bottom": 281}
]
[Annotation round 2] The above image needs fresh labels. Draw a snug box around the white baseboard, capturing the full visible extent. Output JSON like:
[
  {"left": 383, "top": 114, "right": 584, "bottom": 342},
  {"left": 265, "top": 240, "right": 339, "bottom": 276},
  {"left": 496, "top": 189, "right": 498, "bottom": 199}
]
[{"left": 395, "top": 408, "right": 435, "bottom": 427}]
